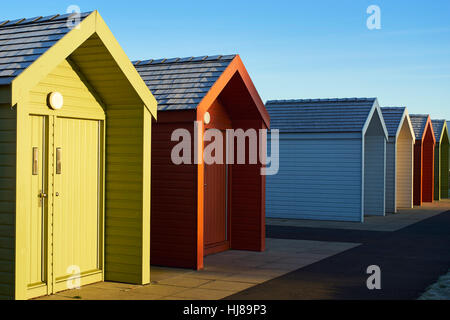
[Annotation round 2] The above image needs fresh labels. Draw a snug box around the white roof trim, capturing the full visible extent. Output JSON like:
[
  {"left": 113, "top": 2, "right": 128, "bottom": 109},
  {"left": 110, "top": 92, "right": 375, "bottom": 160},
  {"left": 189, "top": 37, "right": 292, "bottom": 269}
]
[{"left": 362, "top": 99, "right": 389, "bottom": 139}]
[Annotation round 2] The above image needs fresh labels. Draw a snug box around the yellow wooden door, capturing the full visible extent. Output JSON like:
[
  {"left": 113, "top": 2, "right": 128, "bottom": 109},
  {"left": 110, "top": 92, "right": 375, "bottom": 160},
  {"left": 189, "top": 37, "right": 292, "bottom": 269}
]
[
  {"left": 53, "top": 117, "right": 103, "bottom": 290},
  {"left": 27, "top": 115, "right": 48, "bottom": 296}
]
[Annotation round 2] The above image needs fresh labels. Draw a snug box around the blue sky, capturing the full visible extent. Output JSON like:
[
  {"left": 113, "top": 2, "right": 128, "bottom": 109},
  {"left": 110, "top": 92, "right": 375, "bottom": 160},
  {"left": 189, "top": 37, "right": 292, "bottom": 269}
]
[{"left": 2, "top": 0, "right": 450, "bottom": 119}]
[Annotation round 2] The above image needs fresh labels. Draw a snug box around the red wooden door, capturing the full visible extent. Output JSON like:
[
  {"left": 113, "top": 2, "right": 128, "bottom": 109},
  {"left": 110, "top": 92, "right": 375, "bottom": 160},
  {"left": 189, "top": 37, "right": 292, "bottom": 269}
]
[{"left": 204, "top": 134, "right": 229, "bottom": 256}]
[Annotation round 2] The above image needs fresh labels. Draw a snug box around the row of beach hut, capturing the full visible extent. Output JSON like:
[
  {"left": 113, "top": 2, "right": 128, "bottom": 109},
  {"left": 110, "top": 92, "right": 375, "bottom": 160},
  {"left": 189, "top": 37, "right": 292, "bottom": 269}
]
[
  {"left": 266, "top": 100, "right": 449, "bottom": 222},
  {"left": 0, "top": 10, "right": 448, "bottom": 300},
  {"left": 0, "top": 11, "right": 269, "bottom": 299}
]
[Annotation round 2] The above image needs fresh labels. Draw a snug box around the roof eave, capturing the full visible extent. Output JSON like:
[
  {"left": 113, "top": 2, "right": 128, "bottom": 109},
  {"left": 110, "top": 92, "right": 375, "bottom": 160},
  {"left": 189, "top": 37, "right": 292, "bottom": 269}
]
[
  {"left": 395, "top": 109, "right": 416, "bottom": 143},
  {"left": 196, "top": 55, "right": 270, "bottom": 129},
  {"left": 424, "top": 116, "right": 437, "bottom": 144},
  {"left": 362, "top": 99, "right": 389, "bottom": 139}
]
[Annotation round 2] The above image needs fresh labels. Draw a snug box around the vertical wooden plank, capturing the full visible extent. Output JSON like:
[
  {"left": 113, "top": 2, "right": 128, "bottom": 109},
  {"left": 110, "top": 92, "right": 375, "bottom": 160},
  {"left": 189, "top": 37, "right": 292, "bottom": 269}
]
[
  {"left": 0, "top": 99, "right": 16, "bottom": 300},
  {"left": 15, "top": 97, "right": 27, "bottom": 300},
  {"left": 413, "top": 142, "right": 423, "bottom": 206},
  {"left": 141, "top": 107, "right": 151, "bottom": 284}
]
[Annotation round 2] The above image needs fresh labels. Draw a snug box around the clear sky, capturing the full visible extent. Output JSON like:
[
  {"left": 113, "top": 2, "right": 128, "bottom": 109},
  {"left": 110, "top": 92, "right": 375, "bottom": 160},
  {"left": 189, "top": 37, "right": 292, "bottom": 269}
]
[{"left": 2, "top": 0, "right": 450, "bottom": 119}]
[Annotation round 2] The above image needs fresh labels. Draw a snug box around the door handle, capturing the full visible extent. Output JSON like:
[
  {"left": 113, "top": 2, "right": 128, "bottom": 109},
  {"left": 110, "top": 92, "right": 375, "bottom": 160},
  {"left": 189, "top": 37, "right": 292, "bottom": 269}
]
[
  {"left": 39, "top": 192, "right": 47, "bottom": 199},
  {"left": 55, "top": 192, "right": 60, "bottom": 197}
]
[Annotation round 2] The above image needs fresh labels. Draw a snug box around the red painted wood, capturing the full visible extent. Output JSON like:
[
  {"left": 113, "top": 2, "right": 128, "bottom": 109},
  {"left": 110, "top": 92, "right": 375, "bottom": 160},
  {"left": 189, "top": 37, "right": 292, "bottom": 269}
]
[
  {"left": 204, "top": 132, "right": 229, "bottom": 253},
  {"left": 229, "top": 120, "right": 266, "bottom": 252},
  {"left": 150, "top": 57, "right": 268, "bottom": 270},
  {"left": 413, "top": 117, "right": 436, "bottom": 206},
  {"left": 151, "top": 113, "right": 199, "bottom": 269},
  {"left": 413, "top": 142, "right": 423, "bottom": 206}
]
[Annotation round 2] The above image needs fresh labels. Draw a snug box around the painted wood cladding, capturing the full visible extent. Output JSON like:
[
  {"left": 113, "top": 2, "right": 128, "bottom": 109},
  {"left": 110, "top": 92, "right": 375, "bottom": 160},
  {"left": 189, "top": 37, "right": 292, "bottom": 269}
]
[
  {"left": 104, "top": 105, "right": 151, "bottom": 285},
  {"left": 28, "top": 60, "right": 105, "bottom": 118},
  {"left": 385, "top": 141, "right": 396, "bottom": 213},
  {"left": 414, "top": 142, "right": 424, "bottom": 205},
  {"left": 1, "top": 10, "right": 157, "bottom": 300},
  {"left": 412, "top": 116, "right": 435, "bottom": 206},
  {"left": 382, "top": 109, "right": 414, "bottom": 214},
  {"left": 422, "top": 131, "right": 435, "bottom": 203},
  {"left": 266, "top": 133, "right": 363, "bottom": 222},
  {"left": 143, "top": 55, "right": 268, "bottom": 270},
  {"left": 396, "top": 125, "right": 414, "bottom": 208},
  {"left": 54, "top": 118, "right": 101, "bottom": 279},
  {"left": 441, "top": 140, "right": 449, "bottom": 198},
  {"left": 230, "top": 120, "right": 265, "bottom": 252},
  {"left": 434, "top": 127, "right": 449, "bottom": 200},
  {"left": 151, "top": 112, "right": 198, "bottom": 269},
  {"left": 17, "top": 59, "right": 106, "bottom": 299},
  {"left": 0, "top": 104, "right": 16, "bottom": 300},
  {"left": 26, "top": 58, "right": 151, "bottom": 286},
  {"left": 364, "top": 135, "right": 386, "bottom": 216}
]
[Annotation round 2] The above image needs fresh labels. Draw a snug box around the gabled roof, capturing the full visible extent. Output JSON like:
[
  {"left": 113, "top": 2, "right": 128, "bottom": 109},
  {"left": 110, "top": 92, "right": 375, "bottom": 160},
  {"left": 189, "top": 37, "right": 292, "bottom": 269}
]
[
  {"left": 0, "top": 11, "right": 157, "bottom": 118},
  {"left": 133, "top": 55, "right": 236, "bottom": 111},
  {"left": 381, "top": 107, "right": 406, "bottom": 137},
  {"left": 265, "top": 98, "right": 379, "bottom": 134},
  {"left": 431, "top": 119, "right": 448, "bottom": 143},
  {"left": 134, "top": 54, "right": 269, "bottom": 127},
  {"left": 0, "top": 12, "right": 91, "bottom": 85},
  {"left": 410, "top": 114, "right": 431, "bottom": 140}
]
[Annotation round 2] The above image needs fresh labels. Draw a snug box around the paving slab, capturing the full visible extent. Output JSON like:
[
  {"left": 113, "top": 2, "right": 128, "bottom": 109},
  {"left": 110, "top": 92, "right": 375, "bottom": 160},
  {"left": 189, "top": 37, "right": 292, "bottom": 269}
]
[
  {"left": 157, "top": 277, "right": 213, "bottom": 288},
  {"left": 267, "top": 201, "right": 450, "bottom": 232},
  {"left": 169, "top": 288, "right": 236, "bottom": 300},
  {"left": 35, "top": 238, "right": 357, "bottom": 300}
]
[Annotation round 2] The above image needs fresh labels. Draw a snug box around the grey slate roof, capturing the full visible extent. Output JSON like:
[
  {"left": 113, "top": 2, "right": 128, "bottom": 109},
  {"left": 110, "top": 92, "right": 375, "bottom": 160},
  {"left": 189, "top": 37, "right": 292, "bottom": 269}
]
[
  {"left": 265, "top": 98, "right": 377, "bottom": 133},
  {"left": 409, "top": 114, "right": 429, "bottom": 140},
  {"left": 0, "top": 12, "right": 91, "bottom": 85},
  {"left": 133, "top": 55, "right": 236, "bottom": 111},
  {"left": 381, "top": 107, "right": 406, "bottom": 137},
  {"left": 431, "top": 119, "right": 446, "bottom": 142}
]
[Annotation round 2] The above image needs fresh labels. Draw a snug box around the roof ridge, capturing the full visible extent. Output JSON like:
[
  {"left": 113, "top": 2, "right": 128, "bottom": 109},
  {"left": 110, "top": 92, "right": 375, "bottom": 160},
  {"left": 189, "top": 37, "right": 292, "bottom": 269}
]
[
  {"left": 133, "top": 54, "right": 237, "bottom": 66},
  {"left": 0, "top": 11, "right": 92, "bottom": 28},
  {"left": 266, "top": 98, "right": 377, "bottom": 104},
  {"left": 410, "top": 114, "right": 429, "bottom": 118}
]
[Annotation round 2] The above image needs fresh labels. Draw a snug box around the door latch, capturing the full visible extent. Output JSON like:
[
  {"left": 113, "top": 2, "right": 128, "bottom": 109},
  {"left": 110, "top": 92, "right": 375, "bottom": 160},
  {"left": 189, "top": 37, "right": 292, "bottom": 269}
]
[{"left": 38, "top": 192, "right": 47, "bottom": 199}]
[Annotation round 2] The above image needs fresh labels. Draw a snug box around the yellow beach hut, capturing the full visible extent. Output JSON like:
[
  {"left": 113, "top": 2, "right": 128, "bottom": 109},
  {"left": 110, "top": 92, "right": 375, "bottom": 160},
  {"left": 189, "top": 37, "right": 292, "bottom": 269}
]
[{"left": 0, "top": 11, "right": 157, "bottom": 300}]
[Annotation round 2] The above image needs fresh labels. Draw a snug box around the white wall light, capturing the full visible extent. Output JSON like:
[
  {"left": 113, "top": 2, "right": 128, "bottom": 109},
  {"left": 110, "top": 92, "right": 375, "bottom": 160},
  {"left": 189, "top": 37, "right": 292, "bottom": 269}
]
[
  {"left": 47, "top": 92, "right": 64, "bottom": 110},
  {"left": 204, "top": 112, "right": 211, "bottom": 125}
]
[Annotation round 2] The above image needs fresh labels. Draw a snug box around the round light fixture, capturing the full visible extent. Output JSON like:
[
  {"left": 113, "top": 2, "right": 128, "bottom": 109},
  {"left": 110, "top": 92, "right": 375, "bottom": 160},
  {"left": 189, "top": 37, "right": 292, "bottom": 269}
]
[
  {"left": 204, "top": 112, "right": 211, "bottom": 125},
  {"left": 47, "top": 92, "right": 64, "bottom": 110}
]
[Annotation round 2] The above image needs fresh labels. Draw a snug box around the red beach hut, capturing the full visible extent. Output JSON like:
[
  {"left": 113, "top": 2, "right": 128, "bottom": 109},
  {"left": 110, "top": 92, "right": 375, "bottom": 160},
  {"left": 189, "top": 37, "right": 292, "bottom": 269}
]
[
  {"left": 410, "top": 115, "right": 436, "bottom": 206},
  {"left": 134, "top": 55, "right": 270, "bottom": 270}
]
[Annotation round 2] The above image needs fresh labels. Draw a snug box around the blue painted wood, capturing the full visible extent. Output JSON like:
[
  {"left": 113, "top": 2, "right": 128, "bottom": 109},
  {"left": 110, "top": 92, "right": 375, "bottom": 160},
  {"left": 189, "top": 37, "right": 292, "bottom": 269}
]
[
  {"left": 364, "top": 135, "right": 386, "bottom": 216},
  {"left": 385, "top": 141, "right": 396, "bottom": 213},
  {"left": 266, "top": 133, "right": 363, "bottom": 222}
]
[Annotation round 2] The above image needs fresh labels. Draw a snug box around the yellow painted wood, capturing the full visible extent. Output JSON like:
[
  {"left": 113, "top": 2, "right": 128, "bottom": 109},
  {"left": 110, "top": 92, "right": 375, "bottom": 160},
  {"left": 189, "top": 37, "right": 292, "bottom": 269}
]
[
  {"left": 54, "top": 117, "right": 101, "bottom": 280},
  {"left": 104, "top": 104, "right": 151, "bottom": 285},
  {"left": 11, "top": 11, "right": 157, "bottom": 119},
  {"left": 396, "top": 119, "right": 414, "bottom": 208},
  {"left": 8, "top": 10, "right": 157, "bottom": 298},
  {"left": 25, "top": 59, "right": 105, "bottom": 120},
  {"left": 141, "top": 108, "right": 151, "bottom": 284},
  {"left": 0, "top": 102, "right": 16, "bottom": 300},
  {"left": 15, "top": 94, "right": 29, "bottom": 300},
  {"left": 27, "top": 116, "right": 46, "bottom": 288}
]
